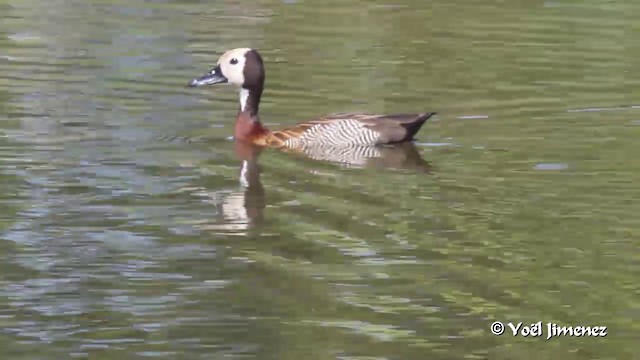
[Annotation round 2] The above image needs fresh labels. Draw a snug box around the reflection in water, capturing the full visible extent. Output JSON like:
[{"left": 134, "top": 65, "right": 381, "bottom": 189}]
[
  {"left": 220, "top": 142, "right": 266, "bottom": 235},
  {"left": 206, "top": 140, "right": 431, "bottom": 235},
  {"left": 286, "top": 141, "right": 432, "bottom": 171}
]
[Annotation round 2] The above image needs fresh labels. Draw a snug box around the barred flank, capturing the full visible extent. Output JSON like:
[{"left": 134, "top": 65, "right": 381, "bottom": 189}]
[{"left": 284, "top": 119, "right": 381, "bottom": 147}]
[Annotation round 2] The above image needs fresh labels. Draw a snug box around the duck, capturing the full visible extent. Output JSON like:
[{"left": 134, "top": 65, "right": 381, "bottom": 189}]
[{"left": 188, "top": 48, "right": 436, "bottom": 148}]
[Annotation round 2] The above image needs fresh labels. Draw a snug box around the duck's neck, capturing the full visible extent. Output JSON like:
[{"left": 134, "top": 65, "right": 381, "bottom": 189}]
[{"left": 235, "top": 87, "right": 269, "bottom": 141}]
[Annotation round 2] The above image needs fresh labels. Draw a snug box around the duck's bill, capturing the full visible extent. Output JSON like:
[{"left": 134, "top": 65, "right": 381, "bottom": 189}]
[{"left": 188, "top": 66, "right": 227, "bottom": 87}]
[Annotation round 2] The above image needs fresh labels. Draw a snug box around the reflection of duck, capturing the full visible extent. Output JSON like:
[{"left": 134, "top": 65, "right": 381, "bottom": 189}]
[
  {"left": 188, "top": 48, "right": 436, "bottom": 148},
  {"left": 206, "top": 140, "right": 430, "bottom": 234},
  {"left": 192, "top": 141, "right": 265, "bottom": 236},
  {"left": 219, "top": 141, "right": 265, "bottom": 232},
  {"left": 286, "top": 142, "right": 432, "bottom": 171}
]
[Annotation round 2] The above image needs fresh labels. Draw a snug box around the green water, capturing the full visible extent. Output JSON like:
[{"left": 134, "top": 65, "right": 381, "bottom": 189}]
[{"left": 1, "top": 0, "right": 639, "bottom": 359}]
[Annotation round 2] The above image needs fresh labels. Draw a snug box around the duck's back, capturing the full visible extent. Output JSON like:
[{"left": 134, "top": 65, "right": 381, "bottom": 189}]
[{"left": 261, "top": 112, "right": 435, "bottom": 148}]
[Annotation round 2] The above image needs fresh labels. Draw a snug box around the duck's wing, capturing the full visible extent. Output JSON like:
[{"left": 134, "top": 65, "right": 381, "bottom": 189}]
[
  {"left": 337, "top": 112, "right": 436, "bottom": 144},
  {"left": 261, "top": 112, "right": 436, "bottom": 147}
]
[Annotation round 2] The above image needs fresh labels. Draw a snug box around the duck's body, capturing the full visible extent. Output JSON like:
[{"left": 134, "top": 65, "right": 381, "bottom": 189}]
[
  {"left": 189, "top": 48, "right": 435, "bottom": 147},
  {"left": 243, "top": 112, "right": 435, "bottom": 148}
]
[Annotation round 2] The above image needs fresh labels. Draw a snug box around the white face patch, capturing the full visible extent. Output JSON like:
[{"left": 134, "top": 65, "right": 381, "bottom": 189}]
[
  {"left": 239, "top": 88, "right": 250, "bottom": 112},
  {"left": 218, "top": 48, "right": 251, "bottom": 86}
]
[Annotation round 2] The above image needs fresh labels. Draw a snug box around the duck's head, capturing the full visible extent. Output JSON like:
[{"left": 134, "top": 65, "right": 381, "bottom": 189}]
[{"left": 188, "top": 48, "right": 265, "bottom": 90}]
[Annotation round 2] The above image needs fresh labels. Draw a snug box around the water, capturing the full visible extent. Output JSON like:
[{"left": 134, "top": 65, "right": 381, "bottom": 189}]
[{"left": 1, "top": 0, "right": 639, "bottom": 358}]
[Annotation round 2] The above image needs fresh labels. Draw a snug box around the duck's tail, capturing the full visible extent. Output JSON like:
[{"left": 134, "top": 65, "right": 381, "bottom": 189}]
[{"left": 404, "top": 112, "right": 436, "bottom": 140}]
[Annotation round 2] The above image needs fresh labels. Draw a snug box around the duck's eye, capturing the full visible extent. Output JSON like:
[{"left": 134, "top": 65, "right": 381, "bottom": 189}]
[{"left": 230, "top": 58, "right": 238, "bottom": 65}]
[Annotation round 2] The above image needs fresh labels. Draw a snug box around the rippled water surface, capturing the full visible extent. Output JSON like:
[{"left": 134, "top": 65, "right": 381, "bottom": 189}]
[{"left": 1, "top": 0, "right": 639, "bottom": 359}]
